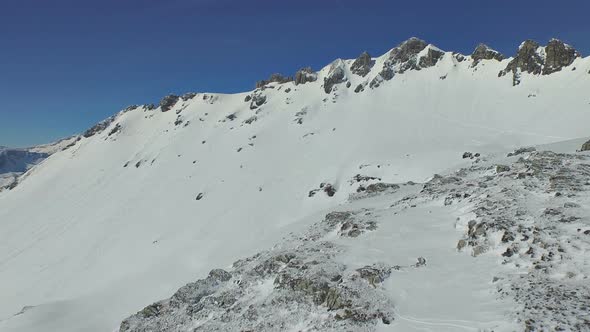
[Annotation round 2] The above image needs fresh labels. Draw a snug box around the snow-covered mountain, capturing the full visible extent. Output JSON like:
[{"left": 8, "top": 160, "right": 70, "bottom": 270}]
[
  {"left": 0, "top": 137, "right": 79, "bottom": 190},
  {"left": 1, "top": 37, "right": 590, "bottom": 332}
]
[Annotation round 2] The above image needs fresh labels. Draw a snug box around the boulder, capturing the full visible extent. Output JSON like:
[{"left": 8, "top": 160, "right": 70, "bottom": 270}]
[{"left": 581, "top": 140, "right": 590, "bottom": 152}]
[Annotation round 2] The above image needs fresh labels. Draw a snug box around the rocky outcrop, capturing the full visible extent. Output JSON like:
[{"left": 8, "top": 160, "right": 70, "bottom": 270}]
[
  {"left": 323, "top": 60, "right": 347, "bottom": 93},
  {"left": 294, "top": 67, "right": 317, "bottom": 85},
  {"left": 119, "top": 208, "right": 395, "bottom": 331},
  {"left": 580, "top": 140, "right": 590, "bottom": 152},
  {"left": 159, "top": 95, "right": 180, "bottom": 112},
  {"left": 83, "top": 116, "right": 116, "bottom": 138},
  {"left": 501, "top": 40, "right": 544, "bottom": 76},
  {"left": 543, "top": 39, "right": 581, "bottom": 75},
  {"left": 350, "top": 52, "right": 373, "bottom": 77},
  {"left": 499, "top": 39, "right": 580, "bottom": 85},
  {"left": 471, "top": 43, "right": 504, "bottom": 66},
  {"left": 256, "top": 73, "right": 293, "bottom": 88},
  {"left": 370, "top": 38, "right": 442, "bottom": 88},
  {"left": 248, "top": 92, "right": 267, "bottom": 110},
  {"left": 181, "top": 92, "right": 197, "bottom": 101},
  {"left": 418, "top": 47, "right": 445, "bottom": 68}
]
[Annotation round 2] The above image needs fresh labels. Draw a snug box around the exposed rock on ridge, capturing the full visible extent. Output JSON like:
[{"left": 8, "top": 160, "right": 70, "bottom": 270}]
[
  {"left": 323, "top": 59, "right": 347, "bottom": 93},
  {"left": 159, "top": 94, "right": 180, "bottom": 112},
  {"left": 471, "top": 43, "right": 505, "bottom": 66},
  {"left": 256, "top": 73, "right": 293, "bottom": 88},
  {"left": 499, "top": 39, "right": 581, "bottom": 85},
  {"left": 294, "top": 67, "right": 317, "bottom": 85},
  {"left": 350, "top": 51, "right": 373, "bottom": 77},
  {"left": 369, "top": 38, "right": 443, "bottom": 89}
]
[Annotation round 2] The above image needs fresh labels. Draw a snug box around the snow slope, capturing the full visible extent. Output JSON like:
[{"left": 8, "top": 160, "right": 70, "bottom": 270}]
[
  {"left": 0, "top": 137, "right": 79, "bottom": 189},
  {"left": 1, "top": 38, "right": 590, "bottom": 331}
]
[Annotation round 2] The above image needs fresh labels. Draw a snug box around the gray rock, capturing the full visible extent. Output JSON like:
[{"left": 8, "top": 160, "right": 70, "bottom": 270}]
[
  {"left": 472, "top": 245, "right": 487, "bottom": 257},
  {"left": 580, "top": 139, "right": 590, "bottom": 152},
  {"left": 324, "top": 60, "right": 347, "bottom": 93},
  {"left": 249, "top": 93, "right": 267, "bottom": 110},
  {"left": 543, "top": 39, "right": 580, "bottom": 75},
  {"left": 294, "top": 67, "right": 317, "bottom": 85},
  {"left": 159, "top": 94, "right": 180, "bottom": 112},
  {"left": 371, "top": 37, "right": 433, "bottom": 88},
  {"left": 181, "top": 92, "right": 197, "bottom": 101},
  {"left": 418, "top": 47, "right": 445, "bottom": 68},
  {"left": 499, "top": 40, "right": 543, "bottom": 85},
  {"left": 457, "top": 239, "right": 467, "bottom": 251},
  {"left": 350, "top": 51, "right": 373, "bottom": 77},
  {"left": 83, "top": 116, "right": 116, "bottom": 138},
  {"left": 356, "top": 265, "right": 391, "bottom": 286},
  {"left": 107, "top": 123, "right": 121, "bottom": 137},
  {"left": 364, "top": 183, "right": 400, "bottom": 194},
  {"left": 354, "top": 84, "right": 365, "bottom": 93},
  {"left": 499, "top": 39, "right": 580, "bottom": 85},
  {"left": 496, "top": 165, "right": 511, "bottom": 173},
  {"left": 256, "top": 73, "right": 293, "bottom": 88},
  {"left": 471, "top": 43, "right": 505, "bottom": 66},
  {"left": 508, "top": 147, "right": 536, "bottom": 157}
]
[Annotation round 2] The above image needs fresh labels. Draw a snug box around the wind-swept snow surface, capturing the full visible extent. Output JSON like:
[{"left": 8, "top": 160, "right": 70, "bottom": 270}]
[{"left": 1, "top": 38, "right": 590, "bottom": 331}]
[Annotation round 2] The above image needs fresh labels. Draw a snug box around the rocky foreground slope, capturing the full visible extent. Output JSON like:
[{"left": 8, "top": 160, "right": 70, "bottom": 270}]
[
  {"left": 2, "top": 37, "right": 590, "bottom": 332},
  {"left": 118, "top": 145, "right": 590, "bottom": 331}
]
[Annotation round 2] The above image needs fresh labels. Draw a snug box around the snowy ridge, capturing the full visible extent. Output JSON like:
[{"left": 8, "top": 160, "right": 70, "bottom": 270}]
[{"left": 0, "top": 37, "right": 590, "bottom": 332}]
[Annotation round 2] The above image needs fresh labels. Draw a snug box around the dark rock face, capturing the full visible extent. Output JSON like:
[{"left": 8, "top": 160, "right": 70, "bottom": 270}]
[
  {"left": 471, "top": 43, "right": 505, "bottom": 66},
  {"left": 581, "top": 140, "right": 590, "bottom": 152},
  {"left": 294, "top": 67, "right": 317, "bottom": 85},
  {"left": 83, "top": 116, "right": 116, "bottom": 138},
  {"left": 181, "top": 92, "right": 197, "bottom": 101},
  {"left": 354, "top": 83, "right": 365, "bottom": 93},
  {"left": 108, "top": 123, "right": 122, "bottom": 137},
  {"left": 543, "top": 39, "right": 581, "bottom": 75},
  {"left": 256, "top": 73, "right": 293, "bottom": 88},
  {"left": 249, "top": 93, "right": 267, "bottom": 110},
  {"left": 502, "top": 40, "right": 543, "bottom": 76},
  {"left": 350, "top": 52, "right": 373, "bottom": 77},
  {"left": 418, "top": 47, "right": 445, "bottom": 68},
  {"left": 391, "top": 38, "right": 428, "bottom": 65},
  {"left": 124, "top": 105, "right": 140, "bottom": 112},
  {"left": 499, "top": 39, "right": 580, "bottom": 85},
  {"left": 159, "top": 95, "right": 180, "bottom": 112},
  {"left": 324, "top": 60, "right": 347, "bottom": 94}
]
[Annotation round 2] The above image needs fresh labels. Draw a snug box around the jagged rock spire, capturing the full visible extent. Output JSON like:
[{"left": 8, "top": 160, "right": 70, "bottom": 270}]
[
  {"left": 323, "top": 59, "right": 347, "bottom": 93},
  {"left": 499, "top": 39, "right": 581, "bottom": 85},
  {"left": 471, "top": 43, "right": 505, "bottom": 66},
  {"left": 544, "top": 39, "right": 581, "bottom": 75},
  {"left": 350, "top": 51, "right": 373, "bottom": 77}
]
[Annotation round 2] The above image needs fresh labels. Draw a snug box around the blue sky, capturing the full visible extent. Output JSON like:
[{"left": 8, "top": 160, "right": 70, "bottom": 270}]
[{"left": 1, "top": 0, "right": 589, "bottom": 147}]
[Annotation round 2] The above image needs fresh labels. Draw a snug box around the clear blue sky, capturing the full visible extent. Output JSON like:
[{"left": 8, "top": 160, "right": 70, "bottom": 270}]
[{"left": 1, "top": 0, "right": 589, "bottom": 147}]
